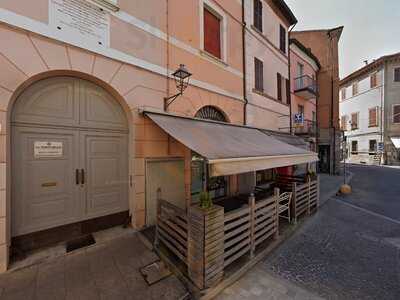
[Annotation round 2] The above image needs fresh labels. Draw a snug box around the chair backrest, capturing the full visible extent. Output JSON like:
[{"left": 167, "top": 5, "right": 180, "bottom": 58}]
[{"left": 279, "top": 192, "right": 292, "bottom": 206}]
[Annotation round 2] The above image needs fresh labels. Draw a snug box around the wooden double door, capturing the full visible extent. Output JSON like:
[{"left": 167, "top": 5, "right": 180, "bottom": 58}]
[{"left": 11, "top": 77, "right": 129, "bottom": 237}]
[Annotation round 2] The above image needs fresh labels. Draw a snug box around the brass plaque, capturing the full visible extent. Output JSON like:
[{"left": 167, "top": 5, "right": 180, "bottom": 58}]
[{"left": 41, "top": 182, "right": 57, "bottom": 187}]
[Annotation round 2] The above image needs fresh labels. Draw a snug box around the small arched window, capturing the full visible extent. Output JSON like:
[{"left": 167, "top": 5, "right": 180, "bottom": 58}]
[{"left": 195, "top": 106, "right": 227, "bottom": 122}]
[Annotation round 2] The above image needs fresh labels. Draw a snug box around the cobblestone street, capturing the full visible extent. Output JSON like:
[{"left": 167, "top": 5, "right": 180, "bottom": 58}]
[{"left": 218, "top": 165, "right": 400, "bottom": 300}]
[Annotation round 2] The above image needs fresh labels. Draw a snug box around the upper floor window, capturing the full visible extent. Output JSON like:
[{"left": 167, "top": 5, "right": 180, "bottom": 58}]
[
  {"left": 369, "top": 107, "right": 378, "bottom": 127},
  {"left": 394, "top": 67, "right": 400, "bottom": 82},
  {"left": 341, "top": 115, "right": 348, "bottom": 131},
  {"left": 254, "top": 57, "right": 264, "bottom": 92},
  {"left": 298, "top": 104, "right": 304, "bottom": 115},
  {"left": 297, "top": 63, "right": 304, "bottom": 77},
  {"left": 286, "top": 79, "right": 291, "bottom": 104},
  {"left": 203, "top": 7, "right": 221, "bottom": 59},
  {"left": 393, "top": 104, "right": 400, "bottom": 124},
  {"left": 370, "top": 73, "right": 378, "bottom": 88},
  {"left": 352, "top": 82, "right": 358, "bottom": 96},
  {"left": 341, "top": 88, "right": 346, "bottom": 101},
  {"left": 279, "top": 25, "right": 286, "bottom": 54},
  {"left": 253, "top": 0, "right": 263, "bottom": 32},
  {"left": 277, "top": 73, "right": 282, "bottom": 101},
  {"left": 351, "top": 113, "right": 359, "bottom": 130}
]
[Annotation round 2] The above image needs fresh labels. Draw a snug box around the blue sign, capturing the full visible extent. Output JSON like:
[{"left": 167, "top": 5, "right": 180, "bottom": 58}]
[
  {"left": 377, "top": 142, "right": 384, "bottom": 152},
  {"left": 294, "top": 113, "right": 304, "bottom": 125}
]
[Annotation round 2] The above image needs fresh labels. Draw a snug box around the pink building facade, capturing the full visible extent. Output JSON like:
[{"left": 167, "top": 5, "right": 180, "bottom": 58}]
[
  {"left": 289, "top": 38, "right": 320, "bottom": 150},
  {"left": 0, "top": 0, "right": 245, "bottom": 271}
]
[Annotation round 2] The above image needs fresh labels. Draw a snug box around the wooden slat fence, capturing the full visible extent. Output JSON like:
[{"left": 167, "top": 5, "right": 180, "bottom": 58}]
[
  {"left": 156, "top": 199, "right": 189, "bottom": 265},
  {"left": 291, "top": 177, "right": 320, "bottom": 223},
  {"left": 223, "top": 189, "right": 279, "bottom": 269}
]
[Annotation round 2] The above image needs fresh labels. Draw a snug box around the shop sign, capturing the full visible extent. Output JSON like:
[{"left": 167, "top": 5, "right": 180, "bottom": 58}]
[{"left": 34, "top": 142, "right": 63, "bottom": 158}]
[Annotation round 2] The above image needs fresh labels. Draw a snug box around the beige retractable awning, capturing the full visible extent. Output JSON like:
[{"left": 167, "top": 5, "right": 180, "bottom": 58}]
[
  {"left": 145, "top": 112, "right": 318, "bottom": 177},
  {"left": 391, "top": 137, "right": 400, "bottom": 149}
]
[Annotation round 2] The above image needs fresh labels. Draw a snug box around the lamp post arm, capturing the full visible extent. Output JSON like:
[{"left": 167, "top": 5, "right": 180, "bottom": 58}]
[{"left": 164, "top": 92, "right": 182, "bottom": 110}]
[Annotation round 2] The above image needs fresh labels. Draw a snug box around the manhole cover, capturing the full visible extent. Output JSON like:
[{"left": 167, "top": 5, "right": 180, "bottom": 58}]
[{"left": 140, "top": 260, "right": 172, "bottom": 286}]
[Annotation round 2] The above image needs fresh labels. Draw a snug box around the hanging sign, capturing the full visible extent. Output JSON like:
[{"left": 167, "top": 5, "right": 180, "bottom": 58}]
[
  {"left": 294, "top": 113, "right": 304, "bottom": 126},
  {"left": 49, "top": 0, "right": 110, "bottom": 47},
  {"left": 34, "top": 142, "right": 63, "bottom": 158}
]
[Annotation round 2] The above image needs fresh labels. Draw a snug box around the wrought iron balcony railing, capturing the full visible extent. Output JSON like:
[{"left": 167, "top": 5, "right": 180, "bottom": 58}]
[{"left": 294, "top": 75, "right": 317, "bottom": 100}]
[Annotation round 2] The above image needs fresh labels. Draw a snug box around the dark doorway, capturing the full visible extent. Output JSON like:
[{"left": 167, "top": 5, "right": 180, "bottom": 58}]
[{"left": 318, "top": 145, "right": 331, "bottom": 173}]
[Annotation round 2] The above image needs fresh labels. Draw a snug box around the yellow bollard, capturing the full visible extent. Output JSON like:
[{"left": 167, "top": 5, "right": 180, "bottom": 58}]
[{"left": 340, "top": 184, "right": 352, "bottom": 194}]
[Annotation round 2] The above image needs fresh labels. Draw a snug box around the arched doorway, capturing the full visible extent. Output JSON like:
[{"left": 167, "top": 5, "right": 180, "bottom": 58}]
[{"left": 11, "top": 77, "right": 129, "bottom": 248}]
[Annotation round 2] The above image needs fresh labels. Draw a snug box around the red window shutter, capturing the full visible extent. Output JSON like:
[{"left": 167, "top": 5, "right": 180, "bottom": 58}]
[
  {"left": 277, "top": 73, "right": 282, "bottom": 101},
  {"left": 279, "top": 25, "right": 286, "bottom": 53},
  {"left": 204, "top": 9, "right": 221, "bottom": 59}
]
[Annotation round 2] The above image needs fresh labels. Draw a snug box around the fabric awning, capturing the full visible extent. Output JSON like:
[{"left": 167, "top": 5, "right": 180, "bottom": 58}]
[
  {"left": 145, "top": 112, "right": 318, "bottom": 177},
  {"left": 262, "top": 130, "right": 309, "bottom": 150},
  {"left": 391, "top": 137, "right": 400, "bottom": 149}
]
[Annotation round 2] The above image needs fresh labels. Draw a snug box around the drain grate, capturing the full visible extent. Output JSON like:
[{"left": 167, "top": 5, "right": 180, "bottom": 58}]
[
  {"left": 66, "top": 234, "right": 95, "bottom": 253},
  {"left": 140, "top": 260, "right": 172, "bottom": 286}
]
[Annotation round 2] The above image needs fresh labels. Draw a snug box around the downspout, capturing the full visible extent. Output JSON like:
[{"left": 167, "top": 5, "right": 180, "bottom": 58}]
[
  {"left": 242, "top": 0, "right": 248, "bottom": 125},
  {"left": 288, "top": 22, "right": 297, "bottom": 134},
  {"left": 328, "top": 31, "right": 336, "bottom": 174},
  {"left": 165, "top": 0, "right": 170, "bottom": 111}
]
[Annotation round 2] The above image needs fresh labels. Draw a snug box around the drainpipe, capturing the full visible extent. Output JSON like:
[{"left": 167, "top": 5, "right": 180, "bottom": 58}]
[
  {"left": 165, "top": 0, "right": 170, "bottom": 111},
  {"left": 242, "top": 0, "right": 248, "bottom": 125},
  {"left": 288, "top": 23, "right": 297, "bottom": 134}
]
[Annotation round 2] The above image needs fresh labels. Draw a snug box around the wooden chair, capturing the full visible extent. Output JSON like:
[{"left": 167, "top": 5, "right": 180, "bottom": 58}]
[{"left": 278, "top": 192, "right": 292, "bottom": 222}]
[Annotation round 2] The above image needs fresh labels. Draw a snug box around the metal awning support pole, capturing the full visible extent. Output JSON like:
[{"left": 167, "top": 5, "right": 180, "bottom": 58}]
[{"left": 203, "top": 159, "right": 210, "bottom": 192}]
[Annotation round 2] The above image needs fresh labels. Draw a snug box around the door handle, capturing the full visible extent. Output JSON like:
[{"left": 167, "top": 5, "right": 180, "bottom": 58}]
[
  {"left": 75, "top": 169, "right": 80, "bottom": 185},
  {"left": 81, "top": 169, "right": 85, "bottom": 185}
]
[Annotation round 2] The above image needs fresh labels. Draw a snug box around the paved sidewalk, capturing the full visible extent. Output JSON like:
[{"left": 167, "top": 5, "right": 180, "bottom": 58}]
[
  {"left": 0, "top": 232, "right": 188, "bottom": 300},
  {"left": 319, "top": 172, "right": 352, "bottom": 205},
  {"left": 216, "top": 265, "right": 322, "bottom": 300}
]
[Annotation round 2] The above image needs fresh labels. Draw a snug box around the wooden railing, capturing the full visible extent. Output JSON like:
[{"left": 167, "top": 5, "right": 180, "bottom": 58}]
[
  {"left": 156, "top": 198, "right": 189, "bottom": 265},
  {"left": 223, "top": 190, "right": 279, "bottom": 269},
  {"left": 291, "top": 177, "right": 320, "bottom": 223}
]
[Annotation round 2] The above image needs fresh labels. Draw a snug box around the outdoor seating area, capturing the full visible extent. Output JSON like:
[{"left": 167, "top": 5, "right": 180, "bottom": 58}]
[{"left": 153, "top": 173, "right": 320, "bottom": 294}]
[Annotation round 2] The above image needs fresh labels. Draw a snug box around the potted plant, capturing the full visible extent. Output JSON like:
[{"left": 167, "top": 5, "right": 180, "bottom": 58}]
[{"left": 199, "top": 191, "right": 213, "bottom": 209}]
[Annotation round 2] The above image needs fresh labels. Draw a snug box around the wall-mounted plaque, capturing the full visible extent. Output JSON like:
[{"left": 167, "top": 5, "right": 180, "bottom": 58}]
[
  {"left": 34, "top": 142, "right": 63, "bottom": 158},
  {"left": 49, "top": 0, "right": 110, "bottom": 47}
]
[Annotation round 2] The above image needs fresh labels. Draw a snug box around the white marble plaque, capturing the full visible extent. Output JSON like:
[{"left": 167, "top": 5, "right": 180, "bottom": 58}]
[
  {"left": 49, "top": 0, "right": 110, "bottom": 47},
  {"left": 34, "top": 142, "right": 63, "bottom": 158}
]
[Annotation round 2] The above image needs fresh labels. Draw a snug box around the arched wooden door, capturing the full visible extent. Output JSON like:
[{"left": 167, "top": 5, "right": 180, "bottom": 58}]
[{"left": 11, "top": 77, "right": 129, "bottom": 237}]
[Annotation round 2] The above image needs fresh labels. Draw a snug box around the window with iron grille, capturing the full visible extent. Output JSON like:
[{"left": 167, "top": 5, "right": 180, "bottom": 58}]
[
  {"left": 279, "top": 25, "right": 286, "bottom": 53},
  {"left": 254, "top": 57, "right": 264, "bottom": 92},
  {"left": 277, "top": 73, "right": 282, "bottom": 101},
  {"left": 394, "top": 67, "right": 400, "bottom": 82},
  {"left": 369, "top": 107, "right": 378, "bottom": 127},
  {"left": 253, "top": 0, "right": 262, "bottom": 32},
  {"left": 203, "top": 7, "right": 221, "bottom": 59},
  {"left": 195, "top": 105, "right": 227, "bottom": 122},
  {"left": 351, "top": 140, "right": 358, "bottom": 154},
  {"left": 351, "top": 113, "right": 358, "bottom": 130},
  {"left": 341, "top": 115, "right": 347, "bottom": 131},
  {"left": 393, "top": 104, "right": 400, "bottom": 123}
]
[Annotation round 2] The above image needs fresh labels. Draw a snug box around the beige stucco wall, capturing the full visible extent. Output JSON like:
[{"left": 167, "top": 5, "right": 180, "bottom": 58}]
[{"left": 0, "top": 0, "right": 245, "bottom": 271}]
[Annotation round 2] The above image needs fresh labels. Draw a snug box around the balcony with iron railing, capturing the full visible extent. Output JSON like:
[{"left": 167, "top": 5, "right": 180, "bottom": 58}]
[
  {"left": 294, "top": 75, "right": 317, "bottom": 100},
  {"left": 293, "top": 119, "right": 318, "bottom": 137}
]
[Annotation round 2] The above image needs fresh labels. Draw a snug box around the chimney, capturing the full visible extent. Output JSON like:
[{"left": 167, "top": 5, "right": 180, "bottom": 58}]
[{"left": 364, "top": 60, "right": 368, "bottom": 65}]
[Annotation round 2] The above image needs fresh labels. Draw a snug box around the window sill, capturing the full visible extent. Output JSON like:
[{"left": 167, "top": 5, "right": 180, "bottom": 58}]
[
  {"left": 252, "top": 88, "right": 289, "bottom": 106},
  {"left": 200, "top": 50, "right": 228, "bottom": 67},
  {"left": 368, "top": 125, "right": 378, "bottom": 128}
]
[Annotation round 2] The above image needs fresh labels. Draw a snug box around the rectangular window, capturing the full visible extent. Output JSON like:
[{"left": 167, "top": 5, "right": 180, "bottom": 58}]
[
  {"left": 253, "top": 0, "right": 262, "bottom": 32},
  {"left": 393, "top": 104, "right": 400, "bottom": 123},
  {"left": 394, "top": 67, "right": 400, "bottom": 82},
  {"left": 351, "top": 113, "right": 358, "bottom": 130},
  {"left": 298, "top": 105, "right": 304, "bottom": 115},
  {"left": 279, "top": 25, "right": 286, "bottom": 53},
  {"left": 369, "top": 107, "right": 378, "bottom": 127},
  {"left": 351, "top": 141, "right": 358, "bottom": 154},
  {"left": 277, "top": 73, "right": 282, "bottom": 101},
  {"left": 254, "top": 57, "right": 264, "bottom": 92},
  {"left": 341, "top": 115, "right": 347, "bottom": 131},
  {"left": 354, "top": 83, "right": 359, "bottom": 95},
  {"left": 341, "top": 88, "right": 346, "bottom": 101},
  {"left": 369, "top": 140, "right": 377, "bottom": 153},
  {"left": 286, "top": 79, "right": 291, "bottom": 104},
  {"left": 204, "top": 7, "right": 221, "bottom": 59},
  {"left": 370, "top": 73, "right": 377, "bottom": 88}
]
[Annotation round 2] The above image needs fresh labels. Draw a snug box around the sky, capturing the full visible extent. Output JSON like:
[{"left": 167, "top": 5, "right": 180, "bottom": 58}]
[{"left": 285, "top": 0, "right": 400, "bottom": 79}]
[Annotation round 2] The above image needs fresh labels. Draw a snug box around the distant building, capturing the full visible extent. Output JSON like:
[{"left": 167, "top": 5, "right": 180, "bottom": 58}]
[
  {"left": 291, "top": 27, "right": 344, "bottom": 174},
  {"left": 340, "top": 52, "right": 400, "bottom": 165}
]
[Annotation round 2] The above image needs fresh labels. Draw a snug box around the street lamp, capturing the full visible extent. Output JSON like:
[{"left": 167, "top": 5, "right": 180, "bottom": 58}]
[{"left": 164, "top": 64, "right": 192, "bottom": 110}]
